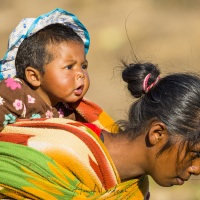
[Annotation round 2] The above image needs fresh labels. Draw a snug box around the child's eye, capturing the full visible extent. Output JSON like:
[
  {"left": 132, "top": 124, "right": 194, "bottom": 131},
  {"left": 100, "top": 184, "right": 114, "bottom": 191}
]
[
  {"left": 82, "top": 64, "right": 88, "bottom": 70},
  {"left": 65, "top": 65, "right": 72, "bottom": 70}
]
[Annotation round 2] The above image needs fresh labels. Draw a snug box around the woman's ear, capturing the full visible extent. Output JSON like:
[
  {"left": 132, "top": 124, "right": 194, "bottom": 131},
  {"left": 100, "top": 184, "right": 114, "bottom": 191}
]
[
  {"left": 25, "top": 66, "right": 41, "bottom": 87},
  {"left": 148, "top": 122, "right": 168, "bottom": 146}
]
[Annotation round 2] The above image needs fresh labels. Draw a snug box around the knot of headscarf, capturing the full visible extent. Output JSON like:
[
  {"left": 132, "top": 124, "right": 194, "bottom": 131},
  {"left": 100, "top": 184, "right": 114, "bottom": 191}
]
[{"left": 0, "top": 8, "right": 90, "bottom": 80}]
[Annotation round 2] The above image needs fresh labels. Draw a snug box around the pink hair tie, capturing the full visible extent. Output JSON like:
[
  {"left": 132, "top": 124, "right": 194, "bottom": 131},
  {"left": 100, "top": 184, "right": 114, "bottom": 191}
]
[{"left": 143, "top": 73, "right": 160, "bottom": 93}]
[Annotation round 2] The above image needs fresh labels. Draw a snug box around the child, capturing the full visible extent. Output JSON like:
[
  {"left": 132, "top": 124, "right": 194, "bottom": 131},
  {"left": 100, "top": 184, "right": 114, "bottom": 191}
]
[{"left": 0, "top": 8, "right": 91, "bottom": 131}]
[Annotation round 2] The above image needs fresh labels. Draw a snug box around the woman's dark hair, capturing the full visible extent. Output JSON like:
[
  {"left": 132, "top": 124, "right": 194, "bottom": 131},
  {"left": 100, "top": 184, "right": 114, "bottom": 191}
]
[
  {"left": 118, "top": 61, "right": 200, "bottom": 156},
  {"left": 15, "top": 23, "right": 84, "bottom": 79}
]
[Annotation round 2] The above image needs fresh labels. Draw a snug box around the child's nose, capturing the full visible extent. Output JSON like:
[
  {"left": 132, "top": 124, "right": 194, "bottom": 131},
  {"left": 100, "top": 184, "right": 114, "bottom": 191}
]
[{"left": 76, "top": 70, "right": 85, "bottom": 80}]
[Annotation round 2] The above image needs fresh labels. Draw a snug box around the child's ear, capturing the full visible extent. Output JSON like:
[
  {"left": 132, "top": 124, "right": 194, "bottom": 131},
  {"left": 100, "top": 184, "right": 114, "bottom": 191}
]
[
  {"left": 25, "top": 66, "right": 41, "bottom": 87},
  {"left": 148, "top": 122, "right": 168, "bottom": 146}
]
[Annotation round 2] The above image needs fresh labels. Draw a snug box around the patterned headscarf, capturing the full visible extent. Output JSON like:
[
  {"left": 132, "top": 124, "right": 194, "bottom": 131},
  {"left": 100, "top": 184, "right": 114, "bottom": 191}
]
[{"left": 0, "top": 8, "right": 90, "bottom": 80}]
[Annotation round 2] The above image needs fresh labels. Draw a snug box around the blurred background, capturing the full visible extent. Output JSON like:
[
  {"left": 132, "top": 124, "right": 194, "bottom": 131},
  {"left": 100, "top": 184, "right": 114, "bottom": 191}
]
[{"left": 1, "top": 0, "right": 200, "bottom": 199}]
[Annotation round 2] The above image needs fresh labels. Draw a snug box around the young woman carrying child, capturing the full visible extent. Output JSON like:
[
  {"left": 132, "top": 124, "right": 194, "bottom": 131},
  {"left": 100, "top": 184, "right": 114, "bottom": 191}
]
[{"left": 0, "top": 8, "right": 200, "bottom": 200}]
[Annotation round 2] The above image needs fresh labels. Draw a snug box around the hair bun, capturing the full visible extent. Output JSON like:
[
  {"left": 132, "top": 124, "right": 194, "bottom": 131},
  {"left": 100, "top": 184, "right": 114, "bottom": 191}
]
[{"left": 122, "top": 62, "right": 160, "bottom": 98}]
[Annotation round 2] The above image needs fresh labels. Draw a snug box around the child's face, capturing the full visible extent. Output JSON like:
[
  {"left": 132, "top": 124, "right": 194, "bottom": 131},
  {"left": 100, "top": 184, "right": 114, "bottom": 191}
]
[{"left": 38, "top": 41, "right": 90, "bottom": 106}]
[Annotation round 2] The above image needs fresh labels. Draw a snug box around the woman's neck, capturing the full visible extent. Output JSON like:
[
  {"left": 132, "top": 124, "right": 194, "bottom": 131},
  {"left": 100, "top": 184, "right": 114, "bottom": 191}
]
[{"left": 102, "top": 131, "right": 147, "bottom": 181}]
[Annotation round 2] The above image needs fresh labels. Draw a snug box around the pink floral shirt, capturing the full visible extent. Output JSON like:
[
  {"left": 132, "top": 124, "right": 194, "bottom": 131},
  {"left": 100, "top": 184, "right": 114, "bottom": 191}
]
[{"left": 0, "top": 77, "right": 67, "bottom": 131}]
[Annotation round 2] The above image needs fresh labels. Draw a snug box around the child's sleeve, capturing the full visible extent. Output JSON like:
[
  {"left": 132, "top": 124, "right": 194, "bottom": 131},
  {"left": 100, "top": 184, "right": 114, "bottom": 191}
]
[{"left": 0, "top": 78, "right": 26, "bottom": 132}]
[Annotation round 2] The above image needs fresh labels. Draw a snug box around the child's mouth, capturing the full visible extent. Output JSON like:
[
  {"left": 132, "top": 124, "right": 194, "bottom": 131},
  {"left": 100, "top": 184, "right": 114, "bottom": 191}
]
[{"left": 74, "top": 85, "right": 84, "bottom": 96}]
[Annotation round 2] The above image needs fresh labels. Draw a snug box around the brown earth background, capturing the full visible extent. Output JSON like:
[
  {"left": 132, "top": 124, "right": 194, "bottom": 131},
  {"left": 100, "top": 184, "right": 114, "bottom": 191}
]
[{"left": 1, "top": 0, "right": 200, "bottom": 199}]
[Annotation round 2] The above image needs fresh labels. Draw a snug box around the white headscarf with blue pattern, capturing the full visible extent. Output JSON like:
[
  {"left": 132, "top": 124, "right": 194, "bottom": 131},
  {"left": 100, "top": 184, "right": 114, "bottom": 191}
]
[{"left": 0, "top": 8, "right": 90, "bottom": 80}]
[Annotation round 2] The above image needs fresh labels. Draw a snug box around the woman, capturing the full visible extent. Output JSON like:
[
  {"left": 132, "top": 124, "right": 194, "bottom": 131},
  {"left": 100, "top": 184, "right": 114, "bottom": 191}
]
[
  {"left": 1, "top": 61, "right": 200, "bottom": 199},
  {"left": 103, "top": 61, "right": 200, "bottom": 188}
]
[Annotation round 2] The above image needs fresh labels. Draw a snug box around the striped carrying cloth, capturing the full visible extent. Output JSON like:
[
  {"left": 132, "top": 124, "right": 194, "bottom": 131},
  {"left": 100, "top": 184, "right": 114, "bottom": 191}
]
[{"left": 0, "top": 99, "right": 149, "bottom": 199}]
